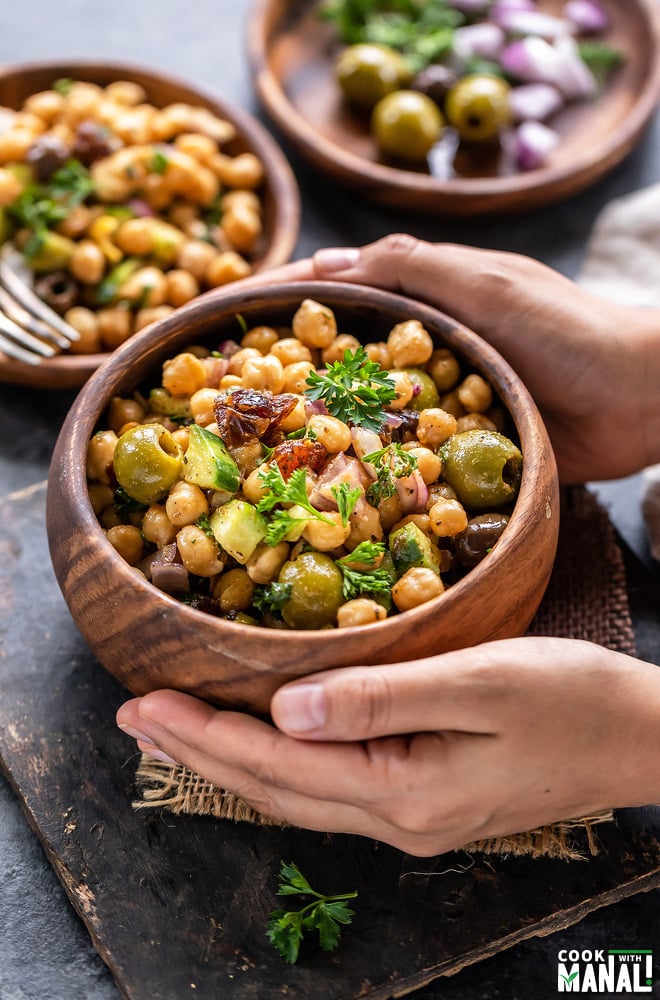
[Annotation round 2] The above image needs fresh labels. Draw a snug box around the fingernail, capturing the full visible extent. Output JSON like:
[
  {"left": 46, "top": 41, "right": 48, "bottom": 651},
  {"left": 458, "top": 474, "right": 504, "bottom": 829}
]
[
  {"left": 118, "top": 723, "right": 153, "bottom": 743},
  {"left": 140, "top": 746, "right": 178, "bottom": 765},
  {"left": 314, "top": 248, "right": 360, "bottom": 273},
  {"left": 275, "top": 683, "right": 327, "bottom": 733}
]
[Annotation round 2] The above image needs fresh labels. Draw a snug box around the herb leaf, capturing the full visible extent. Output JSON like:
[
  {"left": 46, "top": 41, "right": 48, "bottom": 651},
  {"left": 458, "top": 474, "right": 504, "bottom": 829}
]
[
  {"left": 267, "top": 861, "right": 357, "bottom": 964},
  {"left": 332, "top": 482, "right": 362, "bottom": 527},
  {"left": 363, "top": 443, "right": 418, "bottom": 506},
  {"left": 337, "top": 542, "right": 391, "bottom": 599},
  {"left": 257, "top": 465, "right": 335, "bottom": 545},
  {"left": 253, "top": 582, "right": 293, "bottom": 613},
  {"left": 305, "top": 347, "right": 396, "bottom": 432}
]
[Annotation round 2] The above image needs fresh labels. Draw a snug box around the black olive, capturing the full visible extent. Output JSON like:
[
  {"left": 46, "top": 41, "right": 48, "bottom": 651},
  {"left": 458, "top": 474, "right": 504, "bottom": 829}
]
[
  {"left": 72, "top": 120, "right": 117, "bottom": 165},
  {"left": 411, "top": 64, "right": 459, "bottom": 107},
  {"left": 34, "top": 271, "right": 79, "bottom": 314},
  {"left": 26, "top": 135, "right": 70, "bottom": 181},
  {"left": 455, "top": 512, "right": 510, "bottom": 568}
]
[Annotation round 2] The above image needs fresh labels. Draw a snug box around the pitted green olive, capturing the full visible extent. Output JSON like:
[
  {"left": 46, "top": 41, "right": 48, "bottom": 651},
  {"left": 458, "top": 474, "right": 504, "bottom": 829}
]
[
  {"left": 445, "top": 74, "right": 511, "bottom": 143},
  {"left": 441, "top": 429, "right": 522, "bottom": 509},
  {"left": 336, "top": 44, "right": 412, "bottom": 111},
  {"left": 372, "top": 90, "right": 443, "bottom": 161},
  {"left": 278, "top": 551, "right": 344, "bottom": 629},
  {"left": 113, "top": 422, "right": 183, "bottom": 504},
  {"left": 402, "top": 368, "right": 441, "bottom": 411}
]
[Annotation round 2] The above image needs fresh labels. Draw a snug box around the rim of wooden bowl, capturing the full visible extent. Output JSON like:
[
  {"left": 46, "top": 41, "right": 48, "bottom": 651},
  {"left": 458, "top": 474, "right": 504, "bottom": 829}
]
[
  {"left": 0, "top": 58, "right": 301, "bottom": 390},
  {"left": 47, "top": 279, "right": 559, "bottom": 674},
  {"left": 247, "top": 0, "right": 660, "bottom": 216}
]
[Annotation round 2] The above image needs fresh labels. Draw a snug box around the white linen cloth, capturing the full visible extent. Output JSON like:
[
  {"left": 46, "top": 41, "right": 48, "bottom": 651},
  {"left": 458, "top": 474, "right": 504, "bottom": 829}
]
[{"left": 577, "top": 184, "right": 660, "bottom": 560}]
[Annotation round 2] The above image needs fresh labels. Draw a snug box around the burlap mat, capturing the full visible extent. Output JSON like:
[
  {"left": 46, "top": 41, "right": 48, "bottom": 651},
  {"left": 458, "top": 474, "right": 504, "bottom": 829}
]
[{"left": 134, "top": 487, "right": 634, "bottom": 860}]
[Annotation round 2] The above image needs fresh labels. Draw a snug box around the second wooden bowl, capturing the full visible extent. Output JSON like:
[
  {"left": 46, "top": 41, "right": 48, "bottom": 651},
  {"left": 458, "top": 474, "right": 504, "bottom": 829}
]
[{"left": 47, "top": 279, "right": 559, "bottom": 716}]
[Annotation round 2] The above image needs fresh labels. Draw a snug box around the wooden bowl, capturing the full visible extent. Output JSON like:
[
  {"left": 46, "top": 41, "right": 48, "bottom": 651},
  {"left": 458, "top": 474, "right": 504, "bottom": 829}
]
[
  {"left": 47, "top": 279, "right": 559, "bottom": 716},
  {"left": 0, "top": 59, "right": 301, "bottom": 390},
  {"left": 248, "top": 0, "right": 660, "bottom": 216}
]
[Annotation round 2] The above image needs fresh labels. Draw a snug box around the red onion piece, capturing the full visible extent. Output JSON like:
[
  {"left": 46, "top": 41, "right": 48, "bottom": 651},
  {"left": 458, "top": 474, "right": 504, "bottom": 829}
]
[
  {"left": 453, "top": 22, "right": 505, "bottom": 63},
  {"left": 501, "top": 35, "right": 596, "bottom": 99},
  {"left": 492, "top": 9, "right": 573, "bottom": 38},
  {"left": 148, "top": 543, "right": 190, "bottom": 594},
  {"left": 490, "top": 0, "right": 537, "bottom": 14},
  {"left": 508, "top": 82, "right": 564, "bottom": 121},
  {"left": 351, "top": 426, "right": 383, "bottom": 478},
  {"left": 127, "top": 198, "right": 154, "bottom": 217},
  {"left": 514, "top": 120, "right": 560, "bottom": 170},
  {"left": 217, "top": 339, "right": 241, "bottom": 358},
  {"left": 553, "top": 36, "right": 598, "bottom": 99},
  {"left": 564, "top": 0, "right": 610, "bottom": 34},
  {"left": 395, "top": 470, "right": 428, "bottom": 514},
  {"left": 304, "top": 397, "right": 329, "bottom": 418}
]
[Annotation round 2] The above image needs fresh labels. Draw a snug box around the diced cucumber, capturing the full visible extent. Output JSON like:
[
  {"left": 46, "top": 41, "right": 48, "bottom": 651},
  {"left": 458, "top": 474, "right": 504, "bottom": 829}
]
[
  {"left": 149, "top": 387, "right": 192, "bottom": 421},
  {"left": 389, "top": 521, "right": 442, "bottom": 577},
  {"left": 210, "top": 499, "right": 267, "bottom": 564},
  {"left": 184, "top": 424, "right": 240, "bottom": 493}
]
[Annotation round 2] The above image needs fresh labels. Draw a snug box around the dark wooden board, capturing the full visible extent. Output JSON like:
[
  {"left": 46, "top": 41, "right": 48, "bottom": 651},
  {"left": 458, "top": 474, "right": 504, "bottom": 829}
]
[{"left": 2, "top": 482, "right": 660, "bottom": 1000}]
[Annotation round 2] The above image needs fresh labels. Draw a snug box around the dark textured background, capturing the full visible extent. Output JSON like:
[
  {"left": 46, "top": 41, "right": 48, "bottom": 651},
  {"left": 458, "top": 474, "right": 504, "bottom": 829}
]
[{"left": 1, "top": 2, "right": 659, "bottom": 998}]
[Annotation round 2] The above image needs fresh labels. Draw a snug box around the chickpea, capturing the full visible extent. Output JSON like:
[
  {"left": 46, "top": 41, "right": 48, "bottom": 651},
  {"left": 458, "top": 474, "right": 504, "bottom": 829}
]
[
  {"left": 457, "top": 374, "right": 493, "bottom": 413},
  {"left": 241, "top": 354, "right": 285, "bottom": 394},
  {"left": 387, "top": 319, "right": 434, "bottom": 368},
  {"left": 213, "top": 568, "right": 255, "bottom": 612},
  {"left": 69, "top": 240, "right": 106, "bottom": 284},
  {"left": 219, "top": 374, "right": 243, "bottom": 391},
  {"left": 205, "top": 251, "right": 251, "bottom": 287},
  {"left": 23, "top": 90, "right": 66, "bottom": 123},
  {"left": 276, "top": 395, "right": 307, "bottom": 433},
  {"left": 321, "top": 334, "right": 361, "bottom": 366},
  {"left": 176, "top": 239, "right": 217, "bottom": 281},
  {"left": 292, "top": 299, "right": 337, "bottom": 349},
  {"left": 166, "top": 481, "right": 209, "bottom": 526},
  {"left": 428, "top": 499, "right": 468, "bottom": 538},
  {"left": 221, "top": 189, "right": 260, "bottom": 214},
  {"left": 98, "top": 307, "right": 134, "bottom": 351},
  {"left": 212, "top": 152, "right": 264, "bottom": 189},
  {"left": 241, "top": 325, "right": 279, "bottom": 354},
  {"left": 242, "top": 466, "right": 270, "bottom": 505},
  {"left": 392, "top": 567, "right": 444, "bottom": 612},
  {"left": 429, "top": 348, "right": 461, "bottom": 391},
  {"left": 302, "top": 511, "right": 350, "bottom": 551},
  {"left": 346, "top": 500, "right": 384, "bottom": 548},
  {"left": 171, "top": 426, "right": 190, "bottom": 452},
  {"left": 282, "top": 361, "right": 315, "bottom": 394},
  {"left": 387, "top": 370, "right": 414, "bottom": 410},
  {"left": 0, "top": 167, "right": 23, "bottom": 206},
  {"left": 417, "top": 408, "right": 458, "bottom": 449},
  {"left": 86, "top": 430, "right": 117, "bottom": 483},
  {"left": 88, "top": 483, "right": 114, "bottom": 515},
  {"left": 270, "top": 337, "right": 312, "bottom": 366},
  {"left": 165, "top": 269, "right": 199, "bottom": 307},
  {"left": 227, "top": 347, "right": 261, "bottom": 376},
  {"left": 105, "top": 80, "right": 147, "bottom": 106},
  {"left": 402, "top": 446, "right": 442, "bottom": 485},
  {"left": 115, "top": 217, "right": 156, "bottom": 256},
  {"left": 308, "top": 414, "right": 352, "bottom": 453},
  {"left": 65, "top": 307, "right": 101, "bottom": 354},
  {"left": 134, "top": 306, "right": 175, "bottom": 332},
  {"left": 107, "top": 396, "right": 147, "bottom": 435},
  {"left": 119, "top": 266, "right": 168, "bottom": 307},
  {"left": 177, "top": 524, "right": 224, "bottom": 576},
  {"left": 438, "top": 390, "right": 466, "bottom": 420},
  {"left": 426, "top": 482, "right": 458, "bottom": 509},
  {"left": 100, "top": 507, "right": 122, "bottom": 529},
  {"left": 57, "top": 203, "right": 94, "bottom": 239},
  {"left": 456, "top": 413, "right": 497, "bottom": 433},
  {"left": 162, "top": 352, "right": 207, "bottom": 398},
  {"left": 246, "top": 541, "right": 290, "bottom": 585},
  {"left": 222, "top": 205, "right": 261, "bottom": 254},
  {"left": 141, "top": 504, "right": 177, "bottom": 547},
  {"left": 364, "top": 341, "right": 392, "bottom": 369},
  {"left": 174, "top": 132, "right": 218, "bottom": 162},
  {"left": 106, "top": 524, "right": 144, "bottom": 565},
  {"left": 0, "top": 128, "right": 36, "bottom": 163},
  {"left": 190, "top": 387, "right": 220, "bottom": 426},
  {"left": 337, "top": 599, "right": 387, "bottom": 628}
]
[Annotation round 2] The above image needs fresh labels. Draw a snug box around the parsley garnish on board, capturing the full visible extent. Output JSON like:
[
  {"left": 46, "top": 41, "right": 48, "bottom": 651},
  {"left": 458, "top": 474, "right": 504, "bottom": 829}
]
[
  {"left": 267, "top": 861, "right": 357, "bottom": 964},
  {"left": 305, "top": 347, "right": 396, "bottom": 432},
  {"left": 257, "top": 465, "right": 335, "bottom": 545},
  {"left": 337, "top": 541, "right": 391, "bottom": 599},
  {"left": 363, "top": 443, "right": 418, "bottom": 506}
]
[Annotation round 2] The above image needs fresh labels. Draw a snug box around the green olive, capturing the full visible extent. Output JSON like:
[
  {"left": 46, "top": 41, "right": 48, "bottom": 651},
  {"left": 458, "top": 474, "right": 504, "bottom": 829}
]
[
  {"left": 445, "top": 74, "right": 511, "bottom": 143},
  {"left": 402, "top": 368, "right": 440, "bottom": 411},
  {"left": 336, "top": 44, "right": 412, "bottom": 111},
  {"left": 26, "top": 231, "right": 75, "bottom": 273},
  {"left": 278, "top": 552, "right": 344, "bottom": 629},
  {"left": 441, "top": 429, "right": 522, "bottom": 510},
  {"left": 455, "top": 512, "right": 511, "bottom": 568},
  {"left": 113, "top": 422, "right": 184, "bottom": 504},
  {"left": 372, "top": 90, "right": 443, "bottom": 161}
]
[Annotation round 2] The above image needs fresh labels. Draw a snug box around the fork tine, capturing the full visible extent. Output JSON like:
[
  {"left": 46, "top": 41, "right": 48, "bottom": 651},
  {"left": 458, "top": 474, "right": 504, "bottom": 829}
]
[
  {"left": 0, "top": 248, "right": 80, "bottom": 344},
  {"left": 0, "top": 330, "right": 42, "bottom": 366},
  {"left": 0, "top": 286, "right": 72, "bottom": 350},
  {"left": 0, "top": 309, "right": 57, "bottom": 359}
]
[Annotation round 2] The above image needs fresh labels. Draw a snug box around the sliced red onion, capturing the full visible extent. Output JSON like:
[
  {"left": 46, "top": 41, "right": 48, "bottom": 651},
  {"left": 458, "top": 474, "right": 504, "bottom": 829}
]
[
  {"left": 217, "top": 339, "right": 241, "bottom": 358},
  {"left": 492, "top": 9, "right": 574, "bottom": 38},
  {"left": 127, "top": 198, "right": 154, "bottom": 218},
  {"left": 564, "top": 0, "right": 610, "bottom": 34},
  {"left": 453, "top": 22, "right": 506, "bottom": 63},
  {"left": 490, "top": 0, "right": 538, "bottom": 14},
  {"left": 384, "top": 412, "right": 403, "bottom": 428},
  {"left": 501, "top": 35, "right": 595, "bottom": 99},
  {"left": 148, "top": 543, "right": 190, "bottom": 594},
  {"left": 554, "top": 35, "right": 598, "bottom": 99},
  {"left": 514, "top": 120, "right": 560, "bottom": 170},
  {"left": 508, "top": 82, "right": 564, "bottom": 121},
  {"left": 351, "top": 426, "right": 383, "bottom": 478},
  {"left": 304, "top": 397, "right": 329, "bottom": 419},
  {"left": 395, "top": 471, "right": 428, "bottom": 514}
]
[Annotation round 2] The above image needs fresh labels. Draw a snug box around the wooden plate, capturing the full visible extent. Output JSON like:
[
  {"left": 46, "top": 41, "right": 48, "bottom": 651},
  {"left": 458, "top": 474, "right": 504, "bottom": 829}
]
[
  {"left": 248, "top": 0, "right": 660, "bottom": 216},
  {"left": 0, "top": 59, "right": 301, "bottom": 390}
]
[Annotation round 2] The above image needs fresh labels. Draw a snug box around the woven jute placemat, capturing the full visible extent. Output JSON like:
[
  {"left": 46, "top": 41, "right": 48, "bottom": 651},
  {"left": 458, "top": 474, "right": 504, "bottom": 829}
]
[{"left": 134, "top": 487, "right": 634, "bottom": 860}]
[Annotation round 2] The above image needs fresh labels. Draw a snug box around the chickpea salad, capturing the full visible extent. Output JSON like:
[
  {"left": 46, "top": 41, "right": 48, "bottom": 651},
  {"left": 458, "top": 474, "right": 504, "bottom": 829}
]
[
  {"left": 87, "top": 299, "right": 523, "bottom": 630},
  {"left": 0, "top": 77, "right": 266, "bottom": 354}
]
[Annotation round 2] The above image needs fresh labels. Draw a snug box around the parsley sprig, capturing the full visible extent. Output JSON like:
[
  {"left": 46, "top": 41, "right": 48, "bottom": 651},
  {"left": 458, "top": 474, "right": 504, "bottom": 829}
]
[
  {"left": 257, "top": 465, "right": 335, "bottom": 545},
  {"left": 267, "top": 861, "right": 357, "bottom": 964},
  {"left": 337, "top": 541, "right": 391, "bottom": 599},
  {"left": 332, "top": 482, "right": 362, "bottom": 527},
  {"left": 253, "top": 582, "right": 292, "bottom": 613},
  {"left": 305, "top": 347, "right": 396, "bottom": 432},
  {"left": 363, "top": 443, "right": 418, "bottom": 506}
]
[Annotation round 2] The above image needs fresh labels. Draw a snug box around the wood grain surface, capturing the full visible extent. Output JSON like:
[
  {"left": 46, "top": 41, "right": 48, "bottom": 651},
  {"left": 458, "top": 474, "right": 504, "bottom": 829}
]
[{"left": 3, "top": 482, "right": 660, "bottom": 999}]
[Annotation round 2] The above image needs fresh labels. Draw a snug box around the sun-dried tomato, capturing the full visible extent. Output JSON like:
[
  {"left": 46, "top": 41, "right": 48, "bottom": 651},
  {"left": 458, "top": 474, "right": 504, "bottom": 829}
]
[
  {"left": 214, "top": 389, "right": 298, "bottom": 448},
  {"left": 272, "top": 439, "right": 328, "bottom": 479}
]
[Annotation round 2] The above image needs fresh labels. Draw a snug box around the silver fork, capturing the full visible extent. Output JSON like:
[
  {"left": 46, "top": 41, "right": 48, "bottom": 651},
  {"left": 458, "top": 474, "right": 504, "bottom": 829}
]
[{"left": 0, "top": 245, "right": 80, "bottom": 365}]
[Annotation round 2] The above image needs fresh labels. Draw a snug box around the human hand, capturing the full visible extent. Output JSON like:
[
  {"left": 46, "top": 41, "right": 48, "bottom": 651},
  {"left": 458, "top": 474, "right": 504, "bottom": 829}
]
[
  {"left": 116, "top": 637, "right": 660, "bottom": 856},
  {"left": 309, "top": 235, "right": 660, "bottom": 483}
]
